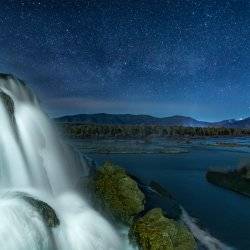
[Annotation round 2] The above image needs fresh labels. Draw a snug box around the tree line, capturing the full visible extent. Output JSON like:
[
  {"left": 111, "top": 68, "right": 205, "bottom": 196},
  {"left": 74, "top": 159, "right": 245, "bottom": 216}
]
[{"left": 57, "top": 123, "right": 250, "bottom": 139}]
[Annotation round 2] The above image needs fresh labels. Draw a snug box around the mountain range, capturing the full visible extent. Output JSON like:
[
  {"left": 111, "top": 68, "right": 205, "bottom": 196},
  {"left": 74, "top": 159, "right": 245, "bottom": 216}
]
[{"left": 55, "top": 113, "right": 250, "bottom": 128}]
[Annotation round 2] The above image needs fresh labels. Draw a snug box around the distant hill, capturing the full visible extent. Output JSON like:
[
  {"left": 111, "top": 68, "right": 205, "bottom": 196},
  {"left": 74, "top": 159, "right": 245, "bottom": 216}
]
[
  {"left": 211, "top": 118, "right": 250, "bottom": 129},
  {"left": 55, "top": 113, "right": 248, "bottom": 128},
  {"left": 55, "top": 113, "right": 207, "bottom": 126},
  {"left": 55, "top": 113, "right": 250, "bottom": 128},
  {"left": 228, "top": 117, "right": 250, "bottom": 128}
]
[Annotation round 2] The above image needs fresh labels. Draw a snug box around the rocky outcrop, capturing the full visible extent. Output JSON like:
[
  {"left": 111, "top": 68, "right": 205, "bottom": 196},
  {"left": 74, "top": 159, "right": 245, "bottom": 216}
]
[
  {"left": 129, "top": 208, "right": 196, "bottom": 250},
  {"left": 23, "top": 195, "right": 60, "bottom": 228},
  {"left": 237, "top": 165, "right": 250, "bottom": 179},
  {"left": 0, "top": 91, "right": 14, "bottom": 115},
  {"left": 93, "top": 161, "right": 145, "bottom": 224},
  {"left": 134, "top": 179, "right": 181, "bottom": 220},
  {"left": 206, "top": 168, "right": 250, "bottom": 197},
  {"left": 149, "top": 181, "right": 173, "bottom": 198},
  {"left": 89, "top": 161, "right": 196, "bottom": 249}
]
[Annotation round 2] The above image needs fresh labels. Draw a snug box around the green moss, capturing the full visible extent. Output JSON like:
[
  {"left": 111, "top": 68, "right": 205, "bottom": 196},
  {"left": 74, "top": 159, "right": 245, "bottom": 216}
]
[
  {"left": 91, "top": 162, "right": 196, "bottom": 249},
  {"left": 130, "top": 208, "right": 196, "bottom": 250},
  {"left": 94, "top": 161, "right": 145, "bottom": 224}
]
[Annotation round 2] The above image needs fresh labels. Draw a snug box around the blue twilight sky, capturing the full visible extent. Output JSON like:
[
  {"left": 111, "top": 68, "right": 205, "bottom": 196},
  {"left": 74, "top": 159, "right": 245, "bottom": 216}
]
[{"left": 0, "top": 0, "right": 249, "bottom": 121}]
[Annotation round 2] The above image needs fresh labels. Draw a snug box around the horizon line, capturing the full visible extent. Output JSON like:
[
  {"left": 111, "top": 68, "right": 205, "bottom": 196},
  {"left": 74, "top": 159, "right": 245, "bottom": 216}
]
[{"left": 52, "top": 112, "right": 249, "bottom": 123}]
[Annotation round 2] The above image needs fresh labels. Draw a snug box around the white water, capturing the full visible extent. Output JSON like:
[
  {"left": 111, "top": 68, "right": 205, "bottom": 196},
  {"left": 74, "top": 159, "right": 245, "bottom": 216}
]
[
  {"left": 0, "top": 74, "right": 127, "bottom": 250},
  {"left": 181, "top": 208, "right": 234, "bottom": 250}
]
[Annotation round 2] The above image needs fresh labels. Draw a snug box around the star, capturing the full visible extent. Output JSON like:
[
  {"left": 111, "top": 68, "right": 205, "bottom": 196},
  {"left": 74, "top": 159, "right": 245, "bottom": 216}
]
[{"left": 0, "top": 0, "right": 248, "bottom": 121}]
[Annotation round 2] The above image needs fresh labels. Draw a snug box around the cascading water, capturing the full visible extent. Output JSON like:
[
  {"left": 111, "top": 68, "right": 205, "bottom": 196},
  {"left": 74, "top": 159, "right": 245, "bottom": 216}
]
[
  {"left": 0, "top": 74, "right": 129, "bottom": 250},
  {"left": 181, "top": 208, "right": 234, "bottom": 250}
]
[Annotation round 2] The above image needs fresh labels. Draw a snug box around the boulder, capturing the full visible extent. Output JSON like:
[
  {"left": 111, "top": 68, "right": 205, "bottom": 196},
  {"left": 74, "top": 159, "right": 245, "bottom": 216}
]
[
  {"left": 130, "top": 208, "right": 196, "bottom": 250},
  {"left": 94, "top": 161, "right": 145, "bottom": 224}
]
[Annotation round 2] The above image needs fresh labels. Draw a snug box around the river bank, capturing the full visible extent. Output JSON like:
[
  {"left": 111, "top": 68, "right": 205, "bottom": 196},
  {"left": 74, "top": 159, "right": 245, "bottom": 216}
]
[{"left": 70, "top": 136, "right": 250, "bottom": 250}]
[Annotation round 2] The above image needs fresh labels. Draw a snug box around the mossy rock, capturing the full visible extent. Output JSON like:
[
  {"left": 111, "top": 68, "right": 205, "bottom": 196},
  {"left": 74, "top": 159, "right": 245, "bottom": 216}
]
[
  {"left": 130, "top": 208, "right": 196, "bottom": 250},
  {"left": 94, "top": 161, "right": 145, "bottom": 224},
  {"left": 23, "top": 195, "right": 60, "bottom": 228},
  {"left": 0, "top": 91, "right": 14, "bottom": 114}
]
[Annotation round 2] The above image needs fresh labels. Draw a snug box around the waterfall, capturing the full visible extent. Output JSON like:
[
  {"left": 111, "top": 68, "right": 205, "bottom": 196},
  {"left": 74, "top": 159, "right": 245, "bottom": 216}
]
[{"left": 0, "top": 74, "right": 125, "bottom": 250}]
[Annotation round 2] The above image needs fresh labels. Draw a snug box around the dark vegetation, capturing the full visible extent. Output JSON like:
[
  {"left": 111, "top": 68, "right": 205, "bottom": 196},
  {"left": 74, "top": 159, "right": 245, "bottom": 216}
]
[{"left": 58, "top": 123, "right": 250, "bottom": 139}]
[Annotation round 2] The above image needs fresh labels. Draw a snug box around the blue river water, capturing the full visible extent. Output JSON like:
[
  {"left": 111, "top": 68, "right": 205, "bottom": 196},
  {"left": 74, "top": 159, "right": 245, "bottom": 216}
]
[{"left": 84, "top": 139, "right": 250, "bottom": 250}]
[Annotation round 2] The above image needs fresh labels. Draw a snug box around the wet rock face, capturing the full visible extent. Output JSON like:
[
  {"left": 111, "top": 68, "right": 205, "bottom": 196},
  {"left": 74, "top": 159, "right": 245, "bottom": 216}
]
[
  {"left": 0, "top": 91, "right": 14, "bottom": 115},
  {"left": 0, "top": 73, "right": 12, "bottom": 80},
  {"left": 206, "top": 169, "right": 250, "bottom": 197},
  {"left": 23, "top": 195, "right": 60, "bottom": 228},
  {"left": 94, "top": 162, "right": 145, "bottom": 225},
  {"left": 129, "top": 208, "right": 196, "bottom": 250}
]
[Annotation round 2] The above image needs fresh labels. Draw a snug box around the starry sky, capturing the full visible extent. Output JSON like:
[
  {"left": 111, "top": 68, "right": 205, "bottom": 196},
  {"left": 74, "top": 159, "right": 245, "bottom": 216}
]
[{"left": 0, "top": 0, "right": 249, "bottom": 121}]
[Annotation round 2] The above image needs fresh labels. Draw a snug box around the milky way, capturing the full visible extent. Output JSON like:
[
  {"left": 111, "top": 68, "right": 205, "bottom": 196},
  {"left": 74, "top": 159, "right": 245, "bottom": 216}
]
[{"left": 0, "top": 0, "right": 249, "bottom": 121}]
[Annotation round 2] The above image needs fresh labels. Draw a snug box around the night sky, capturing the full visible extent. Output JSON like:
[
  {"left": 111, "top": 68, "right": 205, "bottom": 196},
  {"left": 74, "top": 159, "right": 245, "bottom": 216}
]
[{"left": 0, "top": 0, "right": 249, "bottom": 121}]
